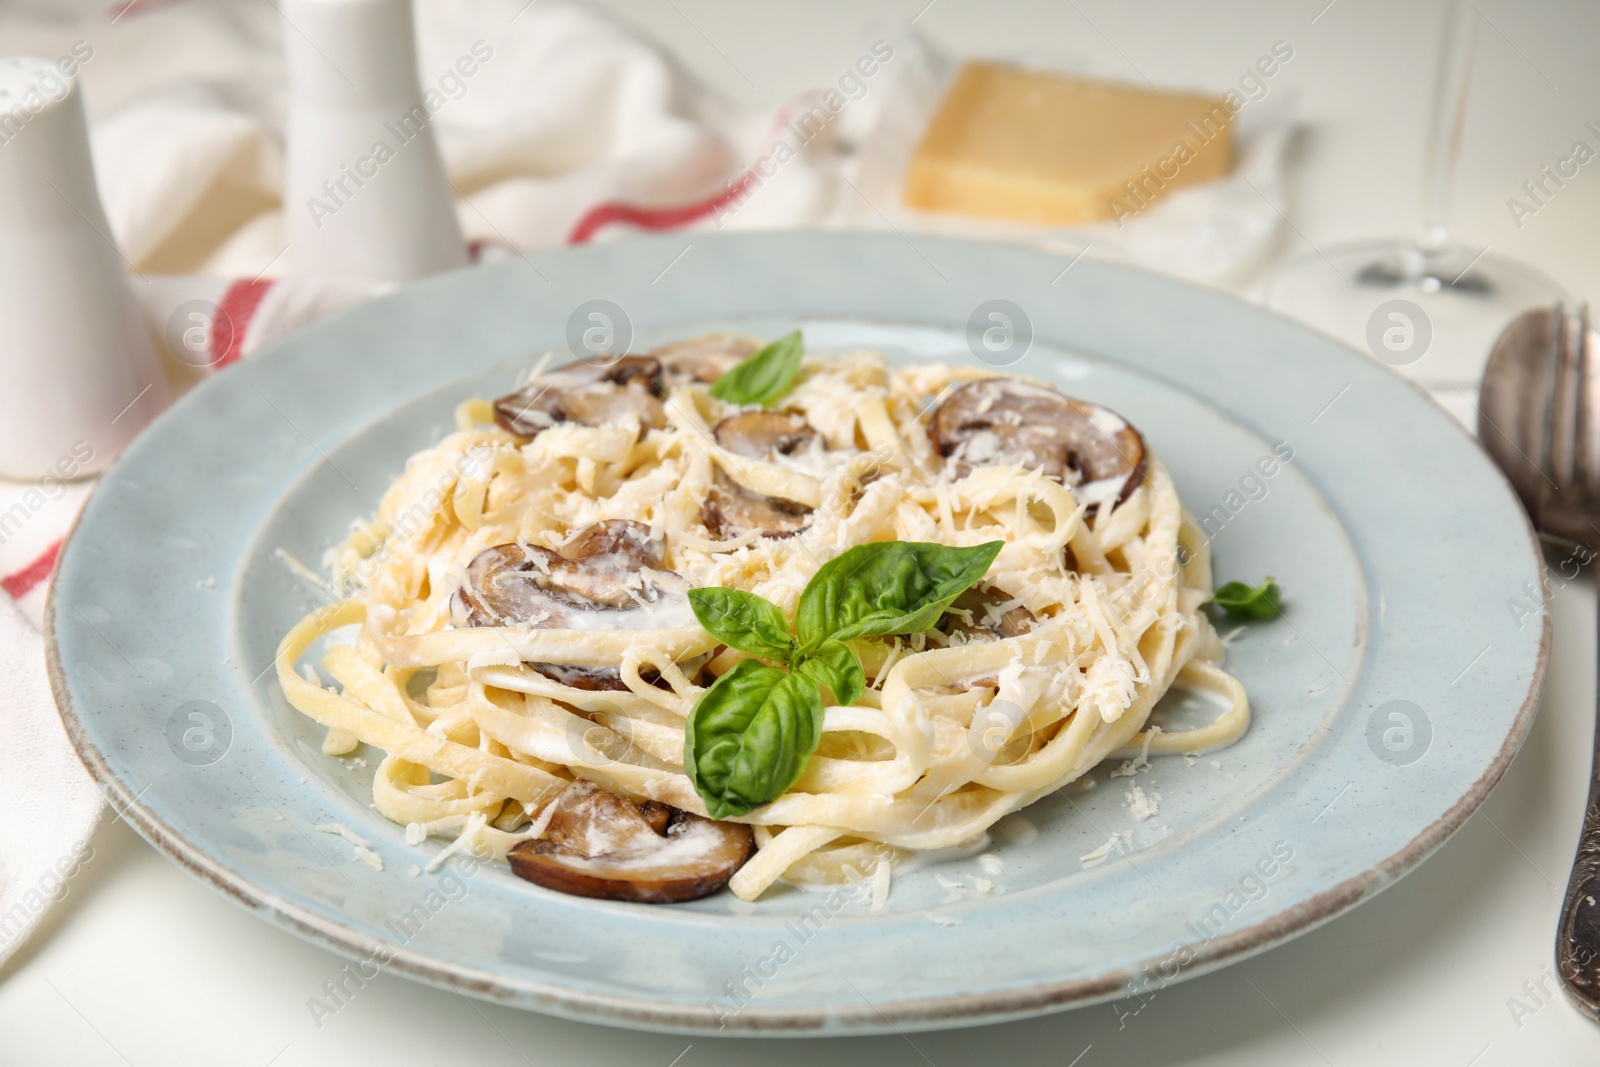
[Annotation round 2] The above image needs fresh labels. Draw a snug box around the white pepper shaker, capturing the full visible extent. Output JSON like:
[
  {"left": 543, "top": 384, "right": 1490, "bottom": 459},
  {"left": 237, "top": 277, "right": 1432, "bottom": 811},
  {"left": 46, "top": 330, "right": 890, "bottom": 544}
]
[
  {"left": 281, "top": 0, "right": 468, "bottom": 283},
  {"left": 0, "top": 57, "right": 168, "bottom": 480}
]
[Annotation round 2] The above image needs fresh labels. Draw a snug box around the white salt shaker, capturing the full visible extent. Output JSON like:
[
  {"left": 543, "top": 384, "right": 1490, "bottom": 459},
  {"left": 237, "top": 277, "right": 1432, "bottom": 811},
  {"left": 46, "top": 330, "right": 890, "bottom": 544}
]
[
  {"left": 0, "top": 57, "right": 168, "bottom": 480},
  {"left": 282, "top": 0, "right": 468, "bottom": 283}
]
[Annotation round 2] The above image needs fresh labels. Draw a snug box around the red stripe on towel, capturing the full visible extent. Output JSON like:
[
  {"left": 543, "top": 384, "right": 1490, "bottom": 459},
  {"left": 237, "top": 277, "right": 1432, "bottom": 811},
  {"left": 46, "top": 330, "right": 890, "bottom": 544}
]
[
  {"left": 1, "top": 539, "right": 61, "bottom": 600},
  {"left": 566, "top": 170, "right": 756, "bottom": 246},
  {"left": 211, "top": 278, "right": 275, "bottom": 369}
]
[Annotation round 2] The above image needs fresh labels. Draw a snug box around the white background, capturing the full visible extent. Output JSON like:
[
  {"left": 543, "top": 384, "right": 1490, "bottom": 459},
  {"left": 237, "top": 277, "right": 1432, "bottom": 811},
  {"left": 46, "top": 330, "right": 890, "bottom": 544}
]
[{"left": 5, "top": 0, "right": 1600, "bottom": 1063}]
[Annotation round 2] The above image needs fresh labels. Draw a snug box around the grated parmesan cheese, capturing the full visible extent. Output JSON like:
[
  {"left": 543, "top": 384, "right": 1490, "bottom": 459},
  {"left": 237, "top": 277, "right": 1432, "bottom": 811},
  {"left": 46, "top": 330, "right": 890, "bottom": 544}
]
[
  {"left": 870, "top": 857, "right": 891, "bottom": 912},
  {"left": 1126, "top": 783, "right": 1160, "bottom": 822},
  {"left": 1110, "top": 726, "right": 1161, "bottom": 778},
  {"left": 315, "top": 822, "right": 371, "bottom": 847},
  {"left": 274, "top": 547, "right": 331, "bottom": 595},
  {"left": 1079, "top": 830, "right": 1132, "bottom": 868}
]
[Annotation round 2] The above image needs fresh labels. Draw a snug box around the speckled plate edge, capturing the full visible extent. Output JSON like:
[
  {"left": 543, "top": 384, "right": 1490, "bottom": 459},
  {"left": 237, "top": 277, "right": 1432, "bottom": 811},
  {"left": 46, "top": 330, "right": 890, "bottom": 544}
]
[{"left": 45, "top": 232, "right": 1551, "bottom": 1035}]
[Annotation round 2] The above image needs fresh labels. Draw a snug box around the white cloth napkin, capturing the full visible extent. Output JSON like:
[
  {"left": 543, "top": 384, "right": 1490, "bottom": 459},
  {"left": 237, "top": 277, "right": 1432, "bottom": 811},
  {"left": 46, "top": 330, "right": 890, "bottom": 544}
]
[
  {"left": 0, "top": 0, "right": 1293, "bottom": 968},
  {"left": 0, "top": 595, "right": 103, "bottom": 968}
]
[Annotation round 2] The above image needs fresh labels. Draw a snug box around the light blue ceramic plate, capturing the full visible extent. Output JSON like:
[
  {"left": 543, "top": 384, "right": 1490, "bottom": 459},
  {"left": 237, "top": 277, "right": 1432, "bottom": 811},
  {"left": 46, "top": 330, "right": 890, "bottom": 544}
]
[{"left": 48, "top": 233, "right": 1547, "bottom": 1035}]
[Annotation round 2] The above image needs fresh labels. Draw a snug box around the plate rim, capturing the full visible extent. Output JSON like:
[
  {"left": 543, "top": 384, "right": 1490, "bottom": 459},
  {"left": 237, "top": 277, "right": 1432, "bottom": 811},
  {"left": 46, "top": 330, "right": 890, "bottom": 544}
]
[
  {"left": 44, "top": 581, "right": 1552, "bottom": 1032},
  {"left": 45, "top": 231, "right": 1552, "bottom": 1034}
]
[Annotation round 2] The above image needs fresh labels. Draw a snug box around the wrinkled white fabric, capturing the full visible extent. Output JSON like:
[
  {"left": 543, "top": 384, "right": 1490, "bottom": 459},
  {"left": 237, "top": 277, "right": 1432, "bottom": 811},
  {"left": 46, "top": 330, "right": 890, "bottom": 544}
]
[{"left": 0, "top": 594, "right": 102, "bottom": 969}]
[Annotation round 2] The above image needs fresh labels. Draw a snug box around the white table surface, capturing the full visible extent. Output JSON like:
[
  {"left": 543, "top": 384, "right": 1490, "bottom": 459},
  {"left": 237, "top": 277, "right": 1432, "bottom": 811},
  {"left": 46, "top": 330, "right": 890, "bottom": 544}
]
[{"left": 7, "top": 1, "right": 1600, "bottom": 1063}]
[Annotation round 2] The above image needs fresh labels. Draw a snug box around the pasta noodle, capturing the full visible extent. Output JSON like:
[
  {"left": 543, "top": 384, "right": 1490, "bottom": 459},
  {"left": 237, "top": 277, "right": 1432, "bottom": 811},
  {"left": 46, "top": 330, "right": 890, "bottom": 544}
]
[{"left": 276, "top": 344, "right": 1248, "bottom": 901}]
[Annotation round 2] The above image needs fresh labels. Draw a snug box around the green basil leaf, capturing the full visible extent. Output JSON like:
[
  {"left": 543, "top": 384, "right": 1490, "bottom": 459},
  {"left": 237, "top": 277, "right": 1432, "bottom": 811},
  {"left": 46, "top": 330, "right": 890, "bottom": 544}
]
[
  {"left": 797, "top": 640, "right": 865, "bottom": 706},
  {"left": 684, "top": 659, "right": 824, "bottom": 819},
  {"left": 795, "top": 540, "right": 1004, "bottom": 653},
  {"left": 1212, "top": 577, "right": 1281, "bottom": 619},
  {"left": 688, "top": 587, "right": 795, "bottom": 663},
  {"left": 708, "top": 330, "right": 804, "bottom": 407}
]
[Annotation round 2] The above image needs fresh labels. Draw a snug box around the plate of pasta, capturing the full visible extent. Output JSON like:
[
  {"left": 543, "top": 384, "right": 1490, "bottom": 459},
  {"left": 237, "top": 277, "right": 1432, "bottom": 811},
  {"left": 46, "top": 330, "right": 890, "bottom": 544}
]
[{"left": 48, "top": 232, "right": 1547, "bottom": 1034}]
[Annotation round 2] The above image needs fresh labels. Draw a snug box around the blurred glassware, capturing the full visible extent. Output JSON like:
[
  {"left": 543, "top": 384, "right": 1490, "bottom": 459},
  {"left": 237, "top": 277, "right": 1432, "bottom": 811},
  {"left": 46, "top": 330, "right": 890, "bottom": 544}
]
[
  {"left": 281, "top": 0, "right": 467, "bottom": 284},
  {"left": 0, "top": 56, "right": 168, "bottom": 479},
  {"left": 1259, "top": 0, "right": 1567, "bottom": 389}
]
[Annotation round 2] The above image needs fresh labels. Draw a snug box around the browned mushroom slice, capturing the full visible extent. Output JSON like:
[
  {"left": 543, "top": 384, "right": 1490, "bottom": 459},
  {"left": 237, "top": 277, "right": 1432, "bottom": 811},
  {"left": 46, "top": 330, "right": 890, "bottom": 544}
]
[
  {"left": 928, "top": 378, "right": 1146, "bottom": 509},
  {"left": 508, "top": 780, "right": 753, "bottom": 903},
  {"left": 492, "top": 356, "right": 666, "bottom": 440},
  {"left": 560, "top": 517, "right": 665, "bottom": 566},
  {"left": 702, "top": 475, "right": 812, "bottom": 540},
  {"left": 650, "top": 334, "right": 759, "bottom": 387},
  {"left": 941, "top": 585, "right": 1037, "bottom": 640},
  {"left": 548, "top": 519, "right": 668, "bottom": 607},
  {"left": 701, "top": 412, "right": 817, "bottom": 539},
  {"left": 450, "top": 520, "right": 689, "bottom": 690},
  {"left": 713, "top": 411, "right": 816, "bottom": 462}
]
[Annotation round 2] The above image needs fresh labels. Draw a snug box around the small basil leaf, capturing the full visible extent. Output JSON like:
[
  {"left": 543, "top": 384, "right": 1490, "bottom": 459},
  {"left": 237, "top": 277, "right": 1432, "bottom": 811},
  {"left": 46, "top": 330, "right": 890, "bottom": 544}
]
[
  {"left": 684, "top": 659, "right": 825, "bottom": 819},
  {"left": 688, "top": 587, "right": 795, "bottom": 663},
  {"left": 1212, "top": 577, "right": 1281, "bottom": 620},
  {"left": 795, "top": 540, "right": 1005, "bottom": 653},
  {"left": 797, "top": 640, "right": 865, "bottom": 706},
  {"left": 708, "top": 330, "right": 804, "bottom": 407}
]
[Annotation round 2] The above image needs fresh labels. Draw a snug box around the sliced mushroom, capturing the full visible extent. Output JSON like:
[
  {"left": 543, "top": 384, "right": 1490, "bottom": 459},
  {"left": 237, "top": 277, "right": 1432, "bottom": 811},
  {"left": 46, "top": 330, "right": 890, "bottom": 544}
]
[
  {"left": 929, "top": 378, "right": 1146, "bottom": 509},
  {"left": 549, "top": 519, "right": 668, "bottom": 607},
  {"left": 493, "top": 357, "right": 665, "bottom": 440},
  {"left": 713, "top": 411, "right": 816, "bottom": 461},
  {"left": 650, "top": 334, "right": 759, "bottom": 388},
  {"left": 942, "top": 585, "right": 1037, "bottom": 640},
  {"left": 451, "top": 520, "right": 688, "bottom": 690},
  {"left": 508, "top": 780, "right": 754, "bottom": 903},
  {"left": 701, "top": 412, "right": 817, "bottom": 539},
  {"left": 702, "top": 477, "right": 812, "bottom": 539}
]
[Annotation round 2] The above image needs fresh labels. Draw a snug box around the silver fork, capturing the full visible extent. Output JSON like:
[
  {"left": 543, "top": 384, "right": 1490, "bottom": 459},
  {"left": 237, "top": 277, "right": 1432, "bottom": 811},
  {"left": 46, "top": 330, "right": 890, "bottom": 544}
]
[{"left": 1480, "top": 302, "right": 1600, "bottom": 1021}]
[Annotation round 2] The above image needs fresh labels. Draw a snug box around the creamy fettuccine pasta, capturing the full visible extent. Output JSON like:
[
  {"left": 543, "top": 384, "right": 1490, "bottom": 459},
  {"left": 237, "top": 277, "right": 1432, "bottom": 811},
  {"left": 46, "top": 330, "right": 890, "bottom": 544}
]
[{"left": 276, "top": 334, "right": 1248, "bottom": 903}]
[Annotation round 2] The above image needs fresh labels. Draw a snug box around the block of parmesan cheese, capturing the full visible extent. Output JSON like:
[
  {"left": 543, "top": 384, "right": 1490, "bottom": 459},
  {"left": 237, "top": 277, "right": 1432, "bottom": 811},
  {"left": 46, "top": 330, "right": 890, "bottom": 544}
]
[{"left": 902, "top": 62, "right": 1235, "bottom": 227}]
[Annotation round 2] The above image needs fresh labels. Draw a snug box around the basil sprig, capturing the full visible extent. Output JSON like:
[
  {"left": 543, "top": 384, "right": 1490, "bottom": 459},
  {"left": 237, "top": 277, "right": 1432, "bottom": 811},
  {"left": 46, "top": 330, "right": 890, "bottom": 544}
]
[
  {"left": 683, "top": 661, "right": 822, "bottom": 821},
  {"left": 1212, "top": 577, "right": 1282, "bottom": 619},
  {"left": 708, "top": 330, "right": 804, "bottom": 407},
  {"left": 685, "top": 539, "right": 1004, "bottom": 818},
  {"left": 684, "top": 587, "right": 795, "bottom": 663},
  {"left": 794, "top": 541, "right": 1005, "bottom": 654},
  {"left": 796, "top": 641, "right": 864, "bottom": 707}
]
